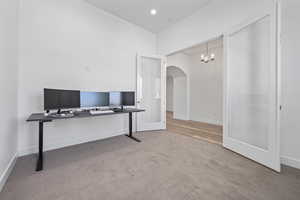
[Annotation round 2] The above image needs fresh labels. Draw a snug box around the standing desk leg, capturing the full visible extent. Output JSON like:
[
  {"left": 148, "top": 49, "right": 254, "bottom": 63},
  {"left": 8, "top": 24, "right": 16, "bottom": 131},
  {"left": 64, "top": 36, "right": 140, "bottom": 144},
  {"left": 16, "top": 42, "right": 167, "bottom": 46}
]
[
  {"left": 125, "top": 112, "right": 141, "bottom": 142},
  {"left": 36, "top": 121, "right": 44, "bottom": 171}
]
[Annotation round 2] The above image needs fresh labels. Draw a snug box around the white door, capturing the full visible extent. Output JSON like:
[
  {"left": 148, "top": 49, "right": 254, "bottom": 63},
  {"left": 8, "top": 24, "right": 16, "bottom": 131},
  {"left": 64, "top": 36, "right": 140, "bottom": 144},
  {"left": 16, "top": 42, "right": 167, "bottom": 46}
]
[
  {"left": 223, "top": 4, "right": 281, "bottom": 172},
  {"left": 136, "top": 55, "right": 166, "bottom": 131}
]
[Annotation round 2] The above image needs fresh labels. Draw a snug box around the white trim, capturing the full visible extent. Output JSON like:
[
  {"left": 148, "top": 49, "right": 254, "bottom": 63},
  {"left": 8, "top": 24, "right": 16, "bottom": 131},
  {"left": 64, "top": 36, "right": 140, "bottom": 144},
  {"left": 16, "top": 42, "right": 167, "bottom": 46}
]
[
  {"left": 226, "top": 14, "right": 271, "bottom": 38},
  {"left": 138, "top": 54, "right": 165, "bottom": 60},
  {"left": 189, "top": 117, "right": 222, "bottom": 126},
  {"left": 173, "top": 113, "right": 188, "bottom": 121},
  {"left": 162, "top": 57, "right": 167, "bottom": 130},
  {"left": 275, "top": 0, "right": 282, "bottom": 174},
  {"left": 281, "top": 156, "right": 300, "bottom": 170},
  {"left": 18, "top": 129, "right": 127, "bottom": 156},
  {"left": 186, "top": 76, "right": 190, "bottom": 121},
  {"left": 222, "top": 32, "right": 227, "bottom": 144},
  {"left": 0, "top": 153, "right": 17, "bottom": 192},
  {"left": 166, "top": 35, "right": 222, "bottom": 57}
]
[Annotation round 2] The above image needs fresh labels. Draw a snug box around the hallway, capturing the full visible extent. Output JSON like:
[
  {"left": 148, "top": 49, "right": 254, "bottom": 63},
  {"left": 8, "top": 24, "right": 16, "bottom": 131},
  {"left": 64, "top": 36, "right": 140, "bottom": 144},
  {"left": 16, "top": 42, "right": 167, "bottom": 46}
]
[{"left": 166, "top": 111, "right": 222, "bottom": 145}]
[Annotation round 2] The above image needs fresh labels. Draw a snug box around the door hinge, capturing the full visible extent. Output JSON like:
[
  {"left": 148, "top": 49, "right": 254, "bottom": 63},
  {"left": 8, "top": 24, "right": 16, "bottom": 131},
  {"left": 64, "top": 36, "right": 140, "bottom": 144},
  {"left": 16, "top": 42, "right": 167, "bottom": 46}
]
[{"left": 280, "top": 105, "right": 282, "bottom": 110}]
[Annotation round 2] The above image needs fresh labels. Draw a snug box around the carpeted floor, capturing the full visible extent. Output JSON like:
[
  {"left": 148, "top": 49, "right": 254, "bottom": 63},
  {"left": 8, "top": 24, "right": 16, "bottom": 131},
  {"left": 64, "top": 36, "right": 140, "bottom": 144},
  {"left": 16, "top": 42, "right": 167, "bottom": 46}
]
[{"left": 1, "top": 131, "right": 300, "bottom": 200}]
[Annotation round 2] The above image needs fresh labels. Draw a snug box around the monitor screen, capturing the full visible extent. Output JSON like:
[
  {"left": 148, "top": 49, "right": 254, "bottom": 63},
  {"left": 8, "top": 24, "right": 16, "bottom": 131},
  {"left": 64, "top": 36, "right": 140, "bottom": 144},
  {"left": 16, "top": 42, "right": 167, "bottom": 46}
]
[
  {"left": 109, "top": 92, "right": 122, "bottom": 106},
  {"left": 122, "top": 92, "right": 135, "bottom": 106},
  {"left": 80, "top": 92, "right": 109, "bottom": 108},
  {"left": 44, "top": 88, "right": 80, "bottom": 110}
]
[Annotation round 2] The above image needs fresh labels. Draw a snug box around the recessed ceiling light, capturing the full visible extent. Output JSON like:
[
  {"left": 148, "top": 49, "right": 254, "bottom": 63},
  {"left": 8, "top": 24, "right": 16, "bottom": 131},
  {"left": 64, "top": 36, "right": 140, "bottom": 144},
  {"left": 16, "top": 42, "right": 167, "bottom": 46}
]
[{"left": 150, "top": 9, "right": 157, "bottom": 16}]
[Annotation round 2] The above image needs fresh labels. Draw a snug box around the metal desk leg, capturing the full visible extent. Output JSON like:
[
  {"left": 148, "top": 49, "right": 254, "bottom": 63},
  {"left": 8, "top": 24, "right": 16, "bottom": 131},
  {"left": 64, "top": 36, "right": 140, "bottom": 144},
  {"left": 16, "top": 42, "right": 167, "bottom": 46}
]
[
  {"left": 36, "top": 121, "right": 44, "bottom": 171},
  {"left": 125, "top": 112, "right": 141, "bottom": 142}
]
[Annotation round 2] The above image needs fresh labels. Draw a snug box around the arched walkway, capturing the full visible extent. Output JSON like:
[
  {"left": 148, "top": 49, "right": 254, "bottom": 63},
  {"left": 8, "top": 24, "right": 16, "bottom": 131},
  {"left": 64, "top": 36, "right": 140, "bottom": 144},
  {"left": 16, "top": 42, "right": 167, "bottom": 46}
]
[
  {"left": 166, "top": 66, "right": 188, "bottom": 120},
  {"left": 166, "top": 65, "right": 222, "bottom": 145}
]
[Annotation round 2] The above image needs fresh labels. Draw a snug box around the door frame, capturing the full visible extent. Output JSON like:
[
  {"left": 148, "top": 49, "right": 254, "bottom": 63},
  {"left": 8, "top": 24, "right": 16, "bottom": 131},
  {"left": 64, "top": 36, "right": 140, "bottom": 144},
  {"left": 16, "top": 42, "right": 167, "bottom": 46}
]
[
  {"left": 136, "top": 54, "right": 167, "bottom": 131},
  {"left": 222, "top": 1, "right": 281, "bottom": 172}
]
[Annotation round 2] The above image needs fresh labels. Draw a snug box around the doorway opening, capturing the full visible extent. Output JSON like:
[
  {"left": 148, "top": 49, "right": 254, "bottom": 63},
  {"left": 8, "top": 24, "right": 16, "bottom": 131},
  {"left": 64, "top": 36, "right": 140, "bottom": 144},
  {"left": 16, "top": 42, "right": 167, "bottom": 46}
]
[
  {"left": 166, "top": 66, "right": 188, "bottom": 120},
  {"left": 166, "top": 37, "right": 223, "bottom": 145}
]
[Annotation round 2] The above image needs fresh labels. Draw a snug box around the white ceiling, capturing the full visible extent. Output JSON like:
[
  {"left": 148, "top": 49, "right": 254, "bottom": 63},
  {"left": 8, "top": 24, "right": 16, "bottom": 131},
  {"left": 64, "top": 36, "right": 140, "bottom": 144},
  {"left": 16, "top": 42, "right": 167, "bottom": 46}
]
[{"left": 85, "top": 0, "right": 212, "bottom": 33}]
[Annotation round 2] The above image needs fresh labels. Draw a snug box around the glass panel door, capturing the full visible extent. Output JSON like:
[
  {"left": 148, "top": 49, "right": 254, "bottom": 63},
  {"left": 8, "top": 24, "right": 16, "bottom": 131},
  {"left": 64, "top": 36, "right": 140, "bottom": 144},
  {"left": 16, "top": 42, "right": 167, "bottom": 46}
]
[
  {"left": 137, "top": 55, "right": 166, "bottom": 131},
  {"left": 223, "top": 4, "right": 280, "bottom": 172}
]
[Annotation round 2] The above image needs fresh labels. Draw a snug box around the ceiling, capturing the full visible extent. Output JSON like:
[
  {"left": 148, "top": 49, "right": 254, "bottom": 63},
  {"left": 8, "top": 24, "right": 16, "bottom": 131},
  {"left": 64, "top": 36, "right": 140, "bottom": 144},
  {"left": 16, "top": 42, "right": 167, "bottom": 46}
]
[
  {"left": 85, "top": 0, "right": 212, "bottom": 33},
  {"left": 181, "top": 37, "right": 223, "bottom": 56}
]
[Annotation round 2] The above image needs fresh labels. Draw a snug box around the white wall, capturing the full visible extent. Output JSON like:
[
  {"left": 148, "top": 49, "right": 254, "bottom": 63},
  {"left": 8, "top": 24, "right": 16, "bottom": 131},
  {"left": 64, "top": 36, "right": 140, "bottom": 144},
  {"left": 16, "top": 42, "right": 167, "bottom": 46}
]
[
  {"left": 158, "top": 0, "right": 274, "bottom": 55},
  {"left": 189, "top": 46, "right": 223, "bottom": 125},
  {"left": 280, "top": 0, "right": 300, "bottom": 169},
  {"left": 18, "top": 0, "right": 156, "bottom": 155},
  {"left": 0, "top": 0, "right": 19, "bottom": 191},
  {"left": 173, "top": 76, "right": 188, "bottom": 120},
  {"left": 166, "top": 77, "right": 173, "bottom": 111}
]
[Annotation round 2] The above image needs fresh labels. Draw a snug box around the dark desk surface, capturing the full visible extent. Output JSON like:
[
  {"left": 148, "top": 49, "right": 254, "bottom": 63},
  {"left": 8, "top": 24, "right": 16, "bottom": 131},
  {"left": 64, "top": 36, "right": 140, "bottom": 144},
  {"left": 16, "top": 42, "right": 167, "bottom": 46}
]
[{"left": 27, "top": 108, "right": 145, "bottom": 122}]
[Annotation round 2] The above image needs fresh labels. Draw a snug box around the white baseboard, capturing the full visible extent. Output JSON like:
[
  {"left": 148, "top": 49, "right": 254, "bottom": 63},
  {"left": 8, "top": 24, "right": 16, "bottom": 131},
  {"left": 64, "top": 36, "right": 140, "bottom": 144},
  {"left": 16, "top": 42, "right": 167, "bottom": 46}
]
[
  {"left": 281, "top": 156, "right": 300, "bottom": 170},
  {"left": 174, "top": 114, "right": 188, "bottom": 121},
  {"left": 0, "top": 153, "right": 17, "bottom": 192},
  {"left": 190, "top": 117, "right": 222, "bottom": 126},
  {"left": 18, "top": 129, "right": 127, "bottom": 156}
]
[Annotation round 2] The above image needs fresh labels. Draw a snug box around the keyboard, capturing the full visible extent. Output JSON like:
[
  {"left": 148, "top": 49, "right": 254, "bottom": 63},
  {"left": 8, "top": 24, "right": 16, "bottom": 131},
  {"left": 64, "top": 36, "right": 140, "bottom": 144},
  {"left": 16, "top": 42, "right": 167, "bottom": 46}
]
[
  {"left": 48, "top": 113, "right": 74, "bottom": 118},
  {"left": 89, "top": 110, "right": 114, "bottom": 115}
]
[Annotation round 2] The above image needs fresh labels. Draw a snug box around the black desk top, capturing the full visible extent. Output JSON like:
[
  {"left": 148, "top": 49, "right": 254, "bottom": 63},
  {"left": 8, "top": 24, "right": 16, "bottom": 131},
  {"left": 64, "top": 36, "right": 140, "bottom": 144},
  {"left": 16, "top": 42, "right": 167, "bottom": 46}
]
[{"left": 27, "top": 108, "right": 145, "bottom": 122}]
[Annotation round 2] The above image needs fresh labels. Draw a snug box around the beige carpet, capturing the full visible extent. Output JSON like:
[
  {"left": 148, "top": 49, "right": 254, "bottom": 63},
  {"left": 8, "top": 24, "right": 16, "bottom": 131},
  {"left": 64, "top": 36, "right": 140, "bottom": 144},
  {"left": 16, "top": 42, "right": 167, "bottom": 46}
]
[{"left": 1, "top": 131, "right": 300, "bottom": 200}]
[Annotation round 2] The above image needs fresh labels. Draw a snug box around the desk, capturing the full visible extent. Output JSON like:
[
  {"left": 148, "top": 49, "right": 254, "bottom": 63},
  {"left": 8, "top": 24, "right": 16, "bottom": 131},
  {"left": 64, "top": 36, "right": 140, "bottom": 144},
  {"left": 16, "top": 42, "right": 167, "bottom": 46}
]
[{"left": 27, "top": 108, "right": 145, "bottom": 171}]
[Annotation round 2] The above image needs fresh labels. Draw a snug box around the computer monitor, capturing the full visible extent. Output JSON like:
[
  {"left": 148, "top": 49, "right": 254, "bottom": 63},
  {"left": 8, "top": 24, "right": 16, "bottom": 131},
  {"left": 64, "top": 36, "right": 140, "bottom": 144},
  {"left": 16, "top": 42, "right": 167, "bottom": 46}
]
[
  {"left": 109, "top": 92, "right": 122, "bottom": 106},
  {"left": 121, "top": 92, "right": 135, "bottom": 106},
  {"left": 80, "top": 92, "right": 109, "bottom": 108},
  {"left": 44, "top": 88, "right": 80, "bottom": 110}
]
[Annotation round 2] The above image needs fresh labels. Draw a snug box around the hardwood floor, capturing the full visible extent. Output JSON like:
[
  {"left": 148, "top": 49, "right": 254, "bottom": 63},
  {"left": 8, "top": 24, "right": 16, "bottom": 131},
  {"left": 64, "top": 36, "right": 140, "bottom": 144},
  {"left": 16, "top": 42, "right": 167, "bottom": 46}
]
[{"left": 166, "top": 111, "right": 223, "bottom": 145}]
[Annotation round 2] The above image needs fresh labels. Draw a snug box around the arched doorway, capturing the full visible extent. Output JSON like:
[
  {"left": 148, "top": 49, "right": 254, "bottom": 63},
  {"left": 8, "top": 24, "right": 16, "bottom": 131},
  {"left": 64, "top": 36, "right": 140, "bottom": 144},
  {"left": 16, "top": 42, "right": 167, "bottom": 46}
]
[
  {"left": 165, "top": 39, "right": 223, "bottom": 145},
  {"left": 166, "top": 66, "right": 188, "bottom": 120}
]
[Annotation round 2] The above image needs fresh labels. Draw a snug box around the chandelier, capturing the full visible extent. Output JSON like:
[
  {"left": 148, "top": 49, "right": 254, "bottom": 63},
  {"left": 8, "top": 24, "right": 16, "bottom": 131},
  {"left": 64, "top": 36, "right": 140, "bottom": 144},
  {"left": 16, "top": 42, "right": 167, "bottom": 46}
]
[{"left": 200, "top": 42, "right": 215, "bottom": 63}]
